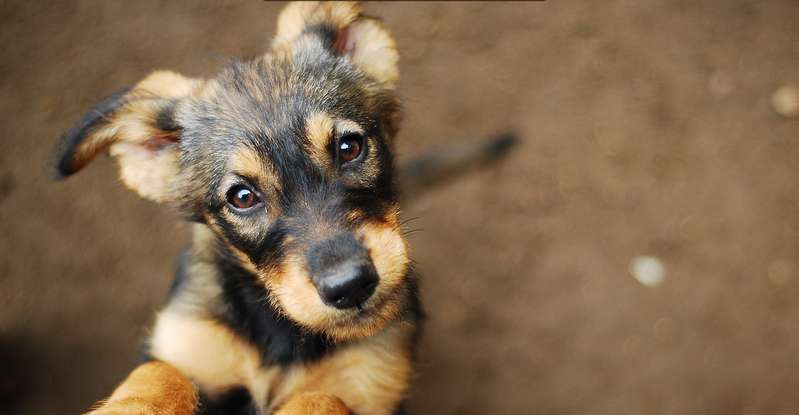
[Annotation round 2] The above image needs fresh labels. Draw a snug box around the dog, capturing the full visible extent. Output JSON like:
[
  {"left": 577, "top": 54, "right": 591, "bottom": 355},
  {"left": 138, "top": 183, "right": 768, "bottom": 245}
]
[
  {"left": 54, "top": 2, "right": 517, "bottom": 414},
  {"left": 55, "top": 2, "right": 419, "bottom": 414}
]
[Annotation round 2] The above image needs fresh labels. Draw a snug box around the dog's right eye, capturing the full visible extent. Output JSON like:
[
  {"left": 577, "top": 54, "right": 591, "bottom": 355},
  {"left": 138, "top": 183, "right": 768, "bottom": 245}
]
[{"left": 226, "top": 184, "right": 261, "bottom": 212}]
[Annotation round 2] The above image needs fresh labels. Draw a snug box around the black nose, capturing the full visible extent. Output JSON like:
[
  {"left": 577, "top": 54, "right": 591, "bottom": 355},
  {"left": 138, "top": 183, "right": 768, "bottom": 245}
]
[
  {"left": 306, "top": 233, "right": 379, "bottom": 309},
  {"left": 316, "top": 262, "right": 378, "bottom": 309}
]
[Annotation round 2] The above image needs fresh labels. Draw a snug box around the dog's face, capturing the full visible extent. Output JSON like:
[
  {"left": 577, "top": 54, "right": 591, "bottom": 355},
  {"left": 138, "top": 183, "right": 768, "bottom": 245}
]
[{"left": 54, "top": 2, "right": 409, "bottom": 341}]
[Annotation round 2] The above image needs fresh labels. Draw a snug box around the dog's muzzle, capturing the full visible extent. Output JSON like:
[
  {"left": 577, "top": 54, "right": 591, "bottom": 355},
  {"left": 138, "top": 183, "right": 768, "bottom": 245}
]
[{"left": 306, "top": 232, "right": 379, "bottom": 309}]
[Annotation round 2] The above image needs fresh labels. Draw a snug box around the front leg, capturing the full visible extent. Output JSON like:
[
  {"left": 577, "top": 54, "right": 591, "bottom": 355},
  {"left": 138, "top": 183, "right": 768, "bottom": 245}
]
[
  {"left": 274, "top": 392, "right": 350, "bottom": 415},
  {"left": 85, "top": 361, "right": 198, "bottom": 415}
]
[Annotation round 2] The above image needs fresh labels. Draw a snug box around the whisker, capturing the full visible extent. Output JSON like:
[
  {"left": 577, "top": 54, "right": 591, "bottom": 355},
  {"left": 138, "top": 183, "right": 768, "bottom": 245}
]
[
  {"left": 402, "top": 228, "right": 424, "bottom": 236},
  {"left": 399, "top": 216, "right": 420, "bottom": 227}
]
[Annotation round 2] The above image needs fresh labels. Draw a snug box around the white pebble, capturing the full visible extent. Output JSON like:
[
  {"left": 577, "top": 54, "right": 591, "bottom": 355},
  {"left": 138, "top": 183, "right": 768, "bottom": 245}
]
[
  {"left": 771, "top": 84, "right": 799, "bottom": 118},
  {"left": 630, "top": 256, "right": 665, "bottom": 287}
]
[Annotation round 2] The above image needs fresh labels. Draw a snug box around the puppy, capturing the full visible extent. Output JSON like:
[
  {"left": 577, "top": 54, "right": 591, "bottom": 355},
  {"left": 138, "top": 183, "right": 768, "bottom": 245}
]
[{"left": 54, "top": 2, "right": 421, "bottom": 414}]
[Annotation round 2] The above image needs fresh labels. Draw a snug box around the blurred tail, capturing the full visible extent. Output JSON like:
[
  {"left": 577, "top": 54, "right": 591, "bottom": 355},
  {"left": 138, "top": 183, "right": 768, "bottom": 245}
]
[{"left": 398, "top": 132, "right": 518, "bottom": 198}]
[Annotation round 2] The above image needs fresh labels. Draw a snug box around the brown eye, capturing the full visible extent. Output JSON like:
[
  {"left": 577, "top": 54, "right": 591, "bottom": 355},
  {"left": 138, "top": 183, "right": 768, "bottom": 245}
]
[
  {"left": 226, "top": 185, "right": 260, "bottom": 211},
  {"left": 337, "top": 133, "right": 364, "bottom": 163}
]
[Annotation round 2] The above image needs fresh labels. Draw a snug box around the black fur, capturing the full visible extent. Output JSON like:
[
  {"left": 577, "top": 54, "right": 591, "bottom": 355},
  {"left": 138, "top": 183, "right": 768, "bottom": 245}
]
[
  {"left": 214, "top": 247, "right": 336, "bottom": 366},
  {"left": 55, "top": 12, "right": 433, "bottom": 414},
  {"left": 305, "top": 232, "right": 370, "bottom": 279},
  {"left": 156, "top": 103, "right": 181, "bottom": 132},
  {"left": 176, "top": 51, "right": 400, "bottom": 221},
  {"left": 198, "top": 387, "right": 257, "bottom": 415},
  {"left": 145, "top": 247, "right": 338, "bottom": 367},
  {"left": 194, "top": 53, "right": 399, "bottom": 268}
]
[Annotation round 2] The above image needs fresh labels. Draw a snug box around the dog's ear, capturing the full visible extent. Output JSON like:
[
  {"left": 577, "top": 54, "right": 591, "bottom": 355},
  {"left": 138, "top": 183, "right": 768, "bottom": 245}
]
[
  {"left": 272, "top": 1, "right": 399, "bottom": 88},
  {"left": 54, "top": 71, "right": 202, "bottom": 203}
]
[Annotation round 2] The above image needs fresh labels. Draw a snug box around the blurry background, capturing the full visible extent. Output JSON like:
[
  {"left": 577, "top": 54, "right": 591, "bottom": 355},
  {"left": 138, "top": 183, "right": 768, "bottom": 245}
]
[{"left": 2, "top": 1, "right": 799, "bottom": 414}]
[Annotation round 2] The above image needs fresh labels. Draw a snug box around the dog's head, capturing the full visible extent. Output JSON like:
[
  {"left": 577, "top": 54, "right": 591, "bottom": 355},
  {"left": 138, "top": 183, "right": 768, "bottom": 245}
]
[{"left": 54, "top": 2, "right": 409, "bottom": 341}]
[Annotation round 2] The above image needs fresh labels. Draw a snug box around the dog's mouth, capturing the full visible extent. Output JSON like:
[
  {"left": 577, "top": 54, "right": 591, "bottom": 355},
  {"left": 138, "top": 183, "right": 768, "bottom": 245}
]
[
  {"left": 268, "top": 255, "right": 408, "bottom": 341},
  {"left": 331, "top": 285, "right": 389, "bottom": 320},
  {"left": 267, "top": 220, "right": 409, "bottom": 340},
  {"left": 321, "top": 281, "right": 406, "bottom": 339}
]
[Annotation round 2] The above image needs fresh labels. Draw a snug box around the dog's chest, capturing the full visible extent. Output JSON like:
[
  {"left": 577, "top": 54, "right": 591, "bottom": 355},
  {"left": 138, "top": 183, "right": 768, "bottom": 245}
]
[
  {"left": 148, "top": 310, "right": 294, "bottom": 411},
  {"left": 148, "top": 309, "right": 413, "bottom": 415}
]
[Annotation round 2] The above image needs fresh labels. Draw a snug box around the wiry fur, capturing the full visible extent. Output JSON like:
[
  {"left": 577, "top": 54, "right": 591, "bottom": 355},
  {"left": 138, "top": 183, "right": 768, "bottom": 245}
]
[{"left": 54, "top": 3, "right": 422, "bottom": 415}]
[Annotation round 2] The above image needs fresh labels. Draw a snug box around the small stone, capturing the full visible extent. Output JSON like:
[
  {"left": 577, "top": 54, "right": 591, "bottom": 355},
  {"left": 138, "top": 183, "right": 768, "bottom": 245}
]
[
  {"left": 771, "top": 84, "right": 799, "bottom": 118},
  {"left": 630, "top": 256, "right": 665, "bottom": 287}
]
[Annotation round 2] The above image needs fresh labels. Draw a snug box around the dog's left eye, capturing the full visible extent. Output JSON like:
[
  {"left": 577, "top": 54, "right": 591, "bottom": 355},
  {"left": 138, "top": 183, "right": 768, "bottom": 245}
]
[
  {"left": 336, "top": 133, "right": 365, "bottom": 164},
  {"left": 226, "top": 184, "right": 261, "bottom": 211}
]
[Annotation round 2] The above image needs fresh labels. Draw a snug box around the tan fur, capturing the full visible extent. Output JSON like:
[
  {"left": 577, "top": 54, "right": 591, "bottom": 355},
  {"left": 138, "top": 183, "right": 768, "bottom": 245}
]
[
  {"left": 67, "top": 98, "right": 162, "bottom": 176},
  {"left": 271, "top": 322, "right": 415, "bottom": 415},
  {"left": 267, "top": 214, "right": 409, "bottom": 342},
  {"left": 304, "top": 113, "right": 382, "bottom": 187},
  {"left": 204, "top": 215, "right": 263, "bottom": 276},
  {"left": 269, "top": 254, "right": 333, "bottom": 334},
  {"left": 214, "top": 149, "right": 283, "bottom": 242},
  {"left": 148, "top": 310, "right": 415, "bottom": 415},
  {"left": 273, "top": 2, "right": 360, "bottom": 48},
  {"left": 146, "top": 311, "right": 416, "bottom": 415},
  {"left": 74, "top": 3, "right": 413, "bottom": 414},
  {"left": 229, "top": 146, "right": 273, "bottom": 183},
  {"left": 345, "top": 209, "right": 366, "bottom": 223},
  {"left": 273, "top": 2, "right": 398, "bottom": 87},
  {"left": 334, "top": 119, "right": 363, "bottom": 136},
  {"left": 305, "top": 112, "right": 334, "bottom": 151},
  {"left": 305, "top": 112, "right": 335, "bottom": 170},
  {"left": 136, "top": 70, "right": 203, "bottom": 99},
  {"left": 274, "top": 392, "right": 350, "bottom": 415},
  {"left": 109, "top": 141, "right": 181, "bottom": 202},
  {"left": 356, "top": 213, "right": 408, "bottom": 296},
  {"left": 149, "top": 311, "right": 281, "bottom": 409},
  {"left": 165, "top": 224, "right": 226, "bottom": 316},
  {"left": 304, "top": 113, "right": 374, "bottom": 175},
  {"left": 70, "top": 70, "right": 203, "bottom": 202},
  {"left": 339, "top": 18, "right": 399, "bottom": 88},
  {"left": 334, "top": 119, "right": 379, "bottom": 186},
  {"left": 85, "top": 361, "right": 197, "bottom": 415}
]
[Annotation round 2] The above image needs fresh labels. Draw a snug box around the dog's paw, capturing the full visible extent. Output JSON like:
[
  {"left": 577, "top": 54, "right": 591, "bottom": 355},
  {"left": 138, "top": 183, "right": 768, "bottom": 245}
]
[
  {"left": 85, "top": 399, "right": 156, "bottom": 415},
  {"left": 275, "top": 392, "right": 350, "bottom": 415}
]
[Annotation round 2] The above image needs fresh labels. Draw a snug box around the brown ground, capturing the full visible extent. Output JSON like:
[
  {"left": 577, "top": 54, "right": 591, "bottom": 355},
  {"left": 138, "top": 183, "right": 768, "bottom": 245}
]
[{"left": 2, "top": 1, "right": 799, "bottom": 414}]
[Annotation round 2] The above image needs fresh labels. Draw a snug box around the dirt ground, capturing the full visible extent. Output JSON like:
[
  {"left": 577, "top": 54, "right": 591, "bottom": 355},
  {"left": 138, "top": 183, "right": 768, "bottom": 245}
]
[{"left": 2, "top": 1, "right": 799, "bottom": 414}]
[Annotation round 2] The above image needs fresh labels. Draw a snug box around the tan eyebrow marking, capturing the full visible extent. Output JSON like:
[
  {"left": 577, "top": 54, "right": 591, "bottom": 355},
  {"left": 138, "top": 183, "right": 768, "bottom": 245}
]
[
  {"left": 229, "top": 146, "right": 265, "bottom": 178},
  {"left": 306, "top": 112, "right": 335, "bottom": 153},
  {"left": 306, "top": 113, "right": 365, "bottom": 153},
  {"left": 334, "top": 119, "right": 363, "bottom": 135},
  {"left": 227, "top": 146, "right": 282, "bottom": 196},
  {"left": 305, "top": 112, "right": 369, "bottom": 176}
]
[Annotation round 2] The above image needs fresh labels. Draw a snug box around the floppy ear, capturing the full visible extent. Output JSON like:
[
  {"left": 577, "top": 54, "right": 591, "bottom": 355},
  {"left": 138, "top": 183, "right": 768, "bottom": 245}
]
[
  {"left": 272, "top": 1, "right": 399, "bottom": 88},
  {"left": 54, "top": 71, "right": 202, "bottom": 203}
]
